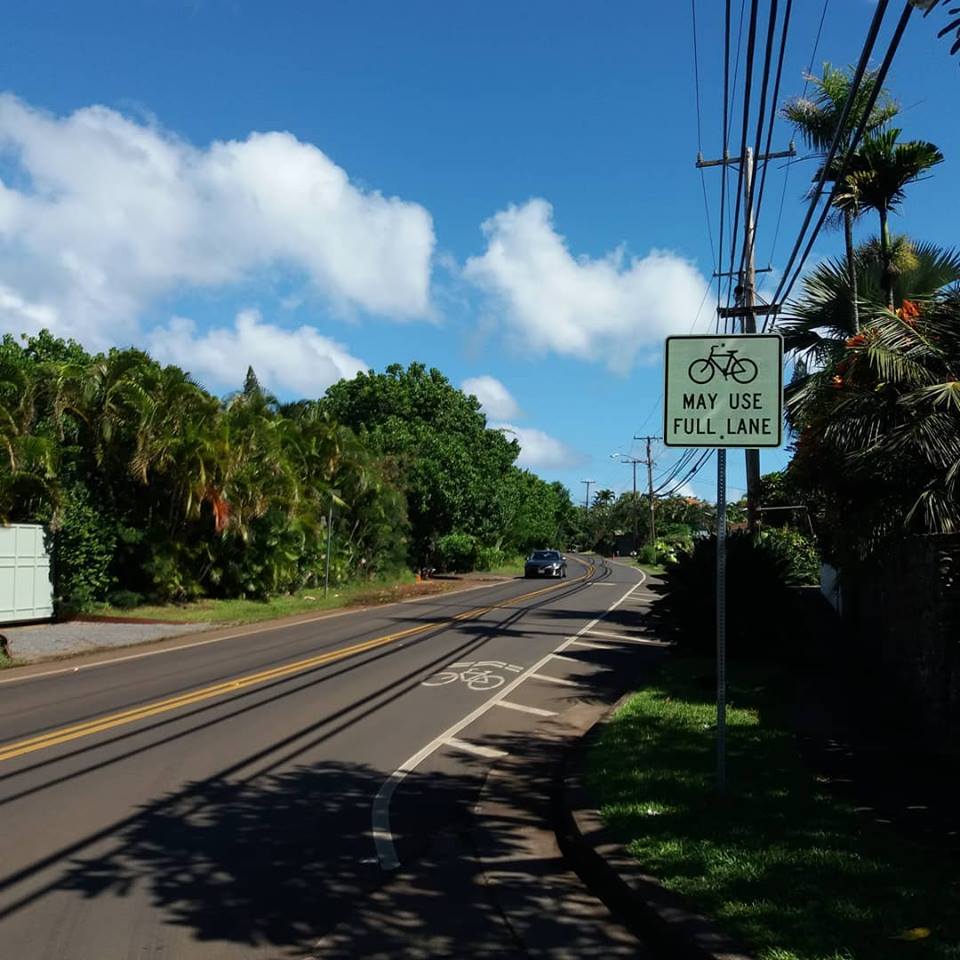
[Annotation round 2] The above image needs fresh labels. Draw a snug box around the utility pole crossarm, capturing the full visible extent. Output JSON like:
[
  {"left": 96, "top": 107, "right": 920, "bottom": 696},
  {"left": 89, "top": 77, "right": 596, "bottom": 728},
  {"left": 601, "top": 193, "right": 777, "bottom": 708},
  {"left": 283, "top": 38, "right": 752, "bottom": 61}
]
[
  {"left": 716, "top": 303, "right": 780, "bottom": 318},
  {"left": 696, "top": 143, "right": 796, "bottom": 168}
]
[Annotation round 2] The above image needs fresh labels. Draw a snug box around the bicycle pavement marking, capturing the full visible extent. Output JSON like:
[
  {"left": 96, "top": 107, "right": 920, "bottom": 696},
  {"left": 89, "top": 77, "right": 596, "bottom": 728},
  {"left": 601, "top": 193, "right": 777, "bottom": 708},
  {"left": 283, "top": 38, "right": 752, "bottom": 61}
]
[
  {"left": 0, "top": 560, "right": 597, "bottom": 765},
  {"left": 371, "top": 567, "right": 647, "bottom": 871}
]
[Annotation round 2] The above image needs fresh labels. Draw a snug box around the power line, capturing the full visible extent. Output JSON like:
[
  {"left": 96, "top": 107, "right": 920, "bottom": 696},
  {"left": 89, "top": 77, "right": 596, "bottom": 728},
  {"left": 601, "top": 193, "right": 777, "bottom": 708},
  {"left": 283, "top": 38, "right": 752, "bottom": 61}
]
[
  {"left": 737, "top": 0, "right": 781, "bottom": 286},
  {"left": 689, "top": 279, "right": 714, "bottom": 333},
  {"left": 657, "top": 450, "right": 715, "bottom": 498},
  {"left": 692, "top": 0, "right": 718, "bottom": 270},
  {"left": 723, "top": 0, "right": 761, "bottom": 313},
  {"left": 765, "top": 0, "right": 892, "bottom": 325},
  {"left": 751, "top": 0, "right": 792, "bottom": 266},
  {"left": 768, "top": 0, "right": 830, "bottom": 267},
  {"left": 767, "top": 0, "right": 915, "bottom": 327},
  {"left": 717, "top": 0, "right": 733, "bottom": 331}
]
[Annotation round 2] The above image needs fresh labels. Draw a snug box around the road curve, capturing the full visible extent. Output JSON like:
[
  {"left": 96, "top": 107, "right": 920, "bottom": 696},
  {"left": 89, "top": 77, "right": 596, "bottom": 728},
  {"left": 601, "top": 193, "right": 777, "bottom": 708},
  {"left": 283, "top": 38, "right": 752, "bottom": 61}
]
[{"left": 0, "top": 555, "right": 655, "bottom": 959}]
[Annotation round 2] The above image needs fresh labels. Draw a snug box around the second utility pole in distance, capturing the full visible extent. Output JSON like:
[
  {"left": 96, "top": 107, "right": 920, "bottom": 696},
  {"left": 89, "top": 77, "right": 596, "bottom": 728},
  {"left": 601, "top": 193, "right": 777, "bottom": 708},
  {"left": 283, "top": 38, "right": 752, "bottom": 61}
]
[
  {"left": 581, "top": 478, "right": 595, "bottom": 512},
  {"left": 610, "top": 452, "right": 644, "bottom": 552},
  {"left": 633, "top": 435, "right": 661, "bottom": 550}
]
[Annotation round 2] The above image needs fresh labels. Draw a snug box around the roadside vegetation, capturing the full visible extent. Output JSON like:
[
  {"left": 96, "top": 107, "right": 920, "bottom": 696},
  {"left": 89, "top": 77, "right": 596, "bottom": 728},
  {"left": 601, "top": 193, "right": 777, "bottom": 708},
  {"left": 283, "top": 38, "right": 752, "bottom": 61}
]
[
  {"left": 0, "top": 342, "right": 575, "bottom": 615},
  {"left": 777, "top": 66, "right": 959, "bottom": 564},
  {"left": 589, "top": 659, "right": 959, "bottom": 960},
  {"left": 82, "top": 570, "right": 470, "bottom": 625},
  {"left": 591, "top": 65, "right": 960, "bottom": 960}
]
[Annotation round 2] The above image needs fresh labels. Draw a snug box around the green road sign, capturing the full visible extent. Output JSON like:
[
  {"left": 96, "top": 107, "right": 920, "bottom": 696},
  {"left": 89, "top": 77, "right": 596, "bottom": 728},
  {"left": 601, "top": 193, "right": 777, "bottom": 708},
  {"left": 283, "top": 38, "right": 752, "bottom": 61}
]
[{"left": 664, "top": 334, "right": 783, "bottom": 448}]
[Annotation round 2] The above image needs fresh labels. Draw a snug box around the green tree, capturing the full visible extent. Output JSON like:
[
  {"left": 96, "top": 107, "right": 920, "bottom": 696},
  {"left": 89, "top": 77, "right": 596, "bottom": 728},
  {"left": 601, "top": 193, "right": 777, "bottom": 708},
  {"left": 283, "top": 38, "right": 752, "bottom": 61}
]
[
  {"left": 779, "top": 237, "right": 960, "bottom": 365},
  {"left": 787, "top": 291, "right": 960, "bottom": 562},
  {"left": 321, "top": 362, "right": 518, "bottom": 564},
  {"left": 834, "top": 129, "right": 944, "bottom": 307},
  {"left": 783, "top": 63, "right": 899, "bottom": 330}
]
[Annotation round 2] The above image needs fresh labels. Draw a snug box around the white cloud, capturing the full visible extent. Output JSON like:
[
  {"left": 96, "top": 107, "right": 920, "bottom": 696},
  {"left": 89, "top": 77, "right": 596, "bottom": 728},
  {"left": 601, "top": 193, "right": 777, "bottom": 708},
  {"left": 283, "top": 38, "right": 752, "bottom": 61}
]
[
  {"left": 492, "top": 421, "right": 584, "bottom": 470},
  {"left": 461, "top": 374, "right": 520, "bottom": 420},
  {"left": 463, "top": 199, "right": 709, "bottom": 373},
  {"left": 0, "top": 95, "right": 435, "bottom": 346},
  {"left": 148, "top": 309, "right": 367, "bottom": 395}
]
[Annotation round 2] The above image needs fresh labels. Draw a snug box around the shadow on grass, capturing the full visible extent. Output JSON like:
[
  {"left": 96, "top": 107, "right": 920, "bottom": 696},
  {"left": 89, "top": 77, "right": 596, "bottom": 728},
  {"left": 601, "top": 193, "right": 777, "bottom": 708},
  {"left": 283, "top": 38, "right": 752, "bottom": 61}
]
[{"left": 588, "top": 659, "right": 960, "bottom": 960}]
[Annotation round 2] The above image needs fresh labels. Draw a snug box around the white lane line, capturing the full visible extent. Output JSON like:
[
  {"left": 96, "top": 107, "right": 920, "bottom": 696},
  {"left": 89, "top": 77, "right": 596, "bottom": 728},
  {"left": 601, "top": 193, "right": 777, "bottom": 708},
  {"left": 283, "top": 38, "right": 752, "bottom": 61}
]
[
  {"left": 583, "top": 629, "right": 641, "bottom": 640},
  {"left": 582, "top": 634, "right": 671, "bottom": 647},
  {"left": 548, "top": 653, "right": 581, "bottom": 664},
  {"left": 567, "top": 641, "right": 610, "bottom": 651},
  {"left": 372, "top": 568, "right": 646, "bottom": 871},
  {"left": 443, "top": 737, "right": 509, "bottom": 760},
  {"left": 494, "top": 700, "right": 558, "bottom": 718},
  {"left": 530, "top": 672, "right": 580, "bottom": 687}
]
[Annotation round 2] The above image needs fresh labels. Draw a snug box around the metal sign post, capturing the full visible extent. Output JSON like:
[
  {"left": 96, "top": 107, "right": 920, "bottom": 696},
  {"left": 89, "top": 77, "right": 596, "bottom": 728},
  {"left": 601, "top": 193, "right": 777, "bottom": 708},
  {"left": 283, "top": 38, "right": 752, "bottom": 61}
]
[
  {"left": 716, "top": 449, "right": 727, "bottom": 793},
  {"left": 664, "top": 333, "right": 783, "bottom": 793}
]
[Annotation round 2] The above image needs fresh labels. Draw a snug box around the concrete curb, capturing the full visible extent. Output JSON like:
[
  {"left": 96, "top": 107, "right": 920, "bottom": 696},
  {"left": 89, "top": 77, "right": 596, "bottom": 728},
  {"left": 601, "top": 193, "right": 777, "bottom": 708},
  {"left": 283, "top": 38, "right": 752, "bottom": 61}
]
[{"left": 554, "top": 701, "right": 755, "bottom": 960}]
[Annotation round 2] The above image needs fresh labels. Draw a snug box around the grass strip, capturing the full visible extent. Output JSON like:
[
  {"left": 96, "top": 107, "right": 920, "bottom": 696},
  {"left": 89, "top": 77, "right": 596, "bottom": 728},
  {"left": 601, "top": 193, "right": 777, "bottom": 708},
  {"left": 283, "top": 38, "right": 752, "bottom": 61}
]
[
  {"left": 479, "top": 556, "right": 526, "bottom": 578},
  {"left": 588, "top": 658, "right": 960, "bottom": 960},
  {"left": 84, "top": 570, "right": 458, "bottom": 625}
]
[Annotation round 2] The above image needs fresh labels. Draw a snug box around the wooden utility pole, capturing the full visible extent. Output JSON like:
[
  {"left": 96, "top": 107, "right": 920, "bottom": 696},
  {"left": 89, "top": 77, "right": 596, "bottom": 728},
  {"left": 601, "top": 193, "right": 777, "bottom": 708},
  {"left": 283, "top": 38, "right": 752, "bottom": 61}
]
[
  {"left": 581, "top": 479, "right": 595, "bottom": 512},
  {"left": 741, "top": 147, "right": 761, "bottom": 529},
  {"left": 697, "top": 142, "right": 795, "bottom": 528},
  {"left": 633, "top": 435, "right": 661, "bottom": 548},
  {"left": 611, "top": 453, "right": 643, "bottom": 551}
]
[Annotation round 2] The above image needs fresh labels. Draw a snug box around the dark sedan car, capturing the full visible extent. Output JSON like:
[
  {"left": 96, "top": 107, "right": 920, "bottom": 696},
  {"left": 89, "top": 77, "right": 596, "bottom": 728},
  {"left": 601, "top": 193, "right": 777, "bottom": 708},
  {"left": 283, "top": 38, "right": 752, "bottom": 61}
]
[{"left": 524, "top": 549, "right": 567, "bottom": 579}]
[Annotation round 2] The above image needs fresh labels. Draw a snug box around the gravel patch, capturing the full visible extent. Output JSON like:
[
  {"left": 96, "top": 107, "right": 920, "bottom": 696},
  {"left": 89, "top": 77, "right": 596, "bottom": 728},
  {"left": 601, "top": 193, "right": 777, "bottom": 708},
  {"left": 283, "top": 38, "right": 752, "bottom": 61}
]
[{"left": 0, "top": 620, "right": 207, "bottom": 664}]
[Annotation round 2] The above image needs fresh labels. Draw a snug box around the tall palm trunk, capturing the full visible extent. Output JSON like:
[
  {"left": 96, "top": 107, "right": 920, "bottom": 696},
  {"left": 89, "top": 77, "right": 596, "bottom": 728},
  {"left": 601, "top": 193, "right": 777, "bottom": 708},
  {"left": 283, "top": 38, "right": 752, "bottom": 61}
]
[
  {"left": 879, "top": 205, "right": 894, "bottom": 309},
  {"left": 844, "top": 208, "right": 859, "bottom": 332}
]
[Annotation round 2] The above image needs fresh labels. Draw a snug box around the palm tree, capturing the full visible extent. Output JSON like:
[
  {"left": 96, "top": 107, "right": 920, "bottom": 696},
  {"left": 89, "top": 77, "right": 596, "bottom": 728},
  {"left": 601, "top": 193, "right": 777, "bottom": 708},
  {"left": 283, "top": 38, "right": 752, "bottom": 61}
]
[
  {"left": 780, "top": 237, "right": 960, "bottom": 367},
  {"left": 833, "top": 129, "right": 944, "bottom": 308},
  {"left": 787, "top": 290, "right": 960, "bottom": 552},
  {"left": 782, "top": 64, "right": 899, "bottom": 330}
]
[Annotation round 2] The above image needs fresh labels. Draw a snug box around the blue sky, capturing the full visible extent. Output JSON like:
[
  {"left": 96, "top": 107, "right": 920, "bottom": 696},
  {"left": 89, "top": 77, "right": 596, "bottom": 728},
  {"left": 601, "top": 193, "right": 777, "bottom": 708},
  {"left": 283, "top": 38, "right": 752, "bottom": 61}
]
[{"left": 2, "top": 1, "right": 957, "bottom": 504}]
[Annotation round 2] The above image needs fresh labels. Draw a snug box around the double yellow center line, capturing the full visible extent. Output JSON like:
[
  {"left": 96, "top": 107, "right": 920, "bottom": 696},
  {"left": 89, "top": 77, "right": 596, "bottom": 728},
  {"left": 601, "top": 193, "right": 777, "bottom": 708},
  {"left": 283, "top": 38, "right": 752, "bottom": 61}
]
[{"left": 0, "top": 561, "right": 594, "bottom": 765}]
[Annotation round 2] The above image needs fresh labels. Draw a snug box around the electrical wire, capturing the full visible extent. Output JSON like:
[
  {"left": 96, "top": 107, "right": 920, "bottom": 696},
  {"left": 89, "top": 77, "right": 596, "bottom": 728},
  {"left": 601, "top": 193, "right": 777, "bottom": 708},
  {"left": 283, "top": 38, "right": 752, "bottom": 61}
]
[
  {"left": 692, "top": 0, "right": 718, "bottom": 271},
  {"left": 766, "top": 0, "right": 915, "bottom": 328},
  {"left": 657, "top": 451, "right": 715, "bottom": 498},
  {"left": 716, "top": 0, "right": 733, "bottom": 333},
  {"left": 736, "top": 0, "right": 780, "bottom": 288},
  {"left": 723, "top": 0, "right": 761, "bottom": 322},
  {"left": 750, "top": 0, "right": 792, "bottom": 272},
  {"left": 764, "top": 0, "right": 892, "bottom": 326},
  {"left": 768, "top": 0, "right": 830, "bottom": 266}
]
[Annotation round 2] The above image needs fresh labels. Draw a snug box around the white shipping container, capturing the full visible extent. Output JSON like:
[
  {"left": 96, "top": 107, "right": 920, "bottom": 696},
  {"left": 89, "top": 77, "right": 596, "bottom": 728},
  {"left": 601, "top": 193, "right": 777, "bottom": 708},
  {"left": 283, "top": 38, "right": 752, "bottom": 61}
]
[{"left": 0, "top": 524, "right": 54, "bottom": 624}]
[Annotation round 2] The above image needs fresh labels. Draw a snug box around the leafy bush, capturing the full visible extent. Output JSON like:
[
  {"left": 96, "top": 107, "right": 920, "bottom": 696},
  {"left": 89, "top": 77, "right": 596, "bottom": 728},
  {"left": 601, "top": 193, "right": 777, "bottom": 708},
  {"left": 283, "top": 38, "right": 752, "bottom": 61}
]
[
  {"left": 55, "top": 485, "right": 117, "bottom": 610},
  {"left": 475, "top": 545, "right": 507, "bottom": 571},
  {"left": 107, "top": 589, "right": 143, "bottom": 610},
  {"left": 637, "top": 544, "right": 659, "bottom": 565},
  {"left": 144, "top": 541, "right": 205, "bottom": 603},
  {"left": 435, "top": 531, "right": 479, "bottom": 572},
  {"left": 657, "top": 531, "right": 800, "bottom": 657},
  {"left": 757, "top": 527, "right": 821, "bottom": 585}
]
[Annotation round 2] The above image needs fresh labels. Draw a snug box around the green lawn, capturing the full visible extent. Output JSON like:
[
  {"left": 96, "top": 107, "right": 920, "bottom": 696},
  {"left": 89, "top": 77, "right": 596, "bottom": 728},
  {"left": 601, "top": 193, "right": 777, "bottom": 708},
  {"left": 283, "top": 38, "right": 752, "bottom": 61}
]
[
  {"left": 636, "top": 561, "right": 668, "bottom": 577},
  {"left": 84, "top": 570, "right": 452, "bottom": 625},
  {"left": 589, "top": 658, "right": 960, "bottom": 960}
]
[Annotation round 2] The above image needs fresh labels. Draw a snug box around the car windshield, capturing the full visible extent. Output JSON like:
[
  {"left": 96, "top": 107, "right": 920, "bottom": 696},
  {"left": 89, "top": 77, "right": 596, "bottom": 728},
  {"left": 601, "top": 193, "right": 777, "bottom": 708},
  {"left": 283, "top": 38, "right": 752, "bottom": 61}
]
[{"left": 531, "top": 551, "right": 560, "bottom": 561}]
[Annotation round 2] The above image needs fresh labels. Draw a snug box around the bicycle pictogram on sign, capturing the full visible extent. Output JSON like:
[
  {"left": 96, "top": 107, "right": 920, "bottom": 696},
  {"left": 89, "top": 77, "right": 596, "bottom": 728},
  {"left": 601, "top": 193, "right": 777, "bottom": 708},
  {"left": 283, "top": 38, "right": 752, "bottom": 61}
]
[
  {"left": 687, "top": 344, "right": 758, "bottom": 385},
  {"left": 422, "top": 660, "right": 523, "bottom": 692}
]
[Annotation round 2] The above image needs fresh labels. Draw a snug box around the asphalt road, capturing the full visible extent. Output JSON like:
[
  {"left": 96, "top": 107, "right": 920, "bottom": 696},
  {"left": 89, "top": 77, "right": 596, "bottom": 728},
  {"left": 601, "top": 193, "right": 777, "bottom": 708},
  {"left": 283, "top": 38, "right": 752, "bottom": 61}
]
[{"left": 0, "top": 555, "right": 657, "bottom": 959}]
